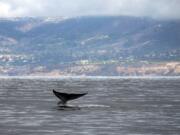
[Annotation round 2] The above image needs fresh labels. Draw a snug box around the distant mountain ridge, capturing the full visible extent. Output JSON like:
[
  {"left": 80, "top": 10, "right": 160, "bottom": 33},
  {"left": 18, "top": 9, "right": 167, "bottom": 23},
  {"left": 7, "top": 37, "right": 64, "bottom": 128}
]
[{"left": 0, "top": 16, "right": 180, "bottom": 76}]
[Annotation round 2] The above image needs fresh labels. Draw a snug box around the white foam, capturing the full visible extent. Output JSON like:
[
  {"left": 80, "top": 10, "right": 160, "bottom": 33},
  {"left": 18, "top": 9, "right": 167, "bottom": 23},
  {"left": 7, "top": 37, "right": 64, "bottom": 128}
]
[{"left": 79, "top": 104, "right": 110, "bottom": 108}]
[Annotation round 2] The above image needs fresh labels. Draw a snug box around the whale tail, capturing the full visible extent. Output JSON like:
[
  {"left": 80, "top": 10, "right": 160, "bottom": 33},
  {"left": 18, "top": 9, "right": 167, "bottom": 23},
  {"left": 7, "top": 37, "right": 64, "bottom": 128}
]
[{"left": 53, "top": 89, "right": 87, "bottom": 106}]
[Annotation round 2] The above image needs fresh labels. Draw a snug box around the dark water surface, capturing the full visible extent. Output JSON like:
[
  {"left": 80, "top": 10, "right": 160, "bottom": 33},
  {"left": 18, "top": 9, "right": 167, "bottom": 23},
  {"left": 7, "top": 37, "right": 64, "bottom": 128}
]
[{"left": 0, "top": 77, "right": 180, "bottom": 135}]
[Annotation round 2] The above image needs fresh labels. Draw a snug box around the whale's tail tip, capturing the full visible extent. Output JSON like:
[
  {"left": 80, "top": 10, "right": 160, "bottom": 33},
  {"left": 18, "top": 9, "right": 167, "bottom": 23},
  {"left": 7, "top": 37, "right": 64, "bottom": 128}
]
[{"left": 52, "top": 89, "right": 88, "bottom": 105}]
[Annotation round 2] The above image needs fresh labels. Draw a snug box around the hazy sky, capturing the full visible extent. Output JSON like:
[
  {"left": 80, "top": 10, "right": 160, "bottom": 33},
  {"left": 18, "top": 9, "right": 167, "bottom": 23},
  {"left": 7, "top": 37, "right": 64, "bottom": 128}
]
[{"left": 0, "top": 0, "right": 179, "bottom": 19}]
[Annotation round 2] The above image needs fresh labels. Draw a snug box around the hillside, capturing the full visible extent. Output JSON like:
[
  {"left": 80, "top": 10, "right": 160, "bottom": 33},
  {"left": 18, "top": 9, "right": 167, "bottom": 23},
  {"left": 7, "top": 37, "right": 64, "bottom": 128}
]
[{"left": 0, "top": 16, "right": 180, "bottom": 76}]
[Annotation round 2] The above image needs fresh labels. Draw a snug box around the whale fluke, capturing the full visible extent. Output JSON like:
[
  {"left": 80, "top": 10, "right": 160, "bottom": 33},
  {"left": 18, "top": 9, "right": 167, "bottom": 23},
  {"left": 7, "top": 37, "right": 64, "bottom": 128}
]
[{"left": 53, "top": 89, "right": 87, "bottom": 106}]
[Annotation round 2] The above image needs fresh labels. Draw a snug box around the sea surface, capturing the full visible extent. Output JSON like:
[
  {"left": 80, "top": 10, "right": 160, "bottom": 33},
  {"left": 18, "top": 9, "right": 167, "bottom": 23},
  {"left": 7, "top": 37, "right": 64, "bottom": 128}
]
[{"left": 0, "top": 77, "right": 180, "bottom": 135}]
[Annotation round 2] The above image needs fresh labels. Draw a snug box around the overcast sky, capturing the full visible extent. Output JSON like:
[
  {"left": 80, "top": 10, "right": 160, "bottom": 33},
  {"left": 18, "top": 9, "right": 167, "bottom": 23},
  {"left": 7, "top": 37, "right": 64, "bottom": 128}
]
[{"left": 0, "top": 0, "right": 180, "bottom": 19}]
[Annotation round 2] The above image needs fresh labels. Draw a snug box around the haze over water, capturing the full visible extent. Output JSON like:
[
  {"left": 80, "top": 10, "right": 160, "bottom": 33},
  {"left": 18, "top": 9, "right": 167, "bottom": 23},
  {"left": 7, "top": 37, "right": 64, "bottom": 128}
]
[{"left": 0, "top": 77, "right": 180, "bottom": 135}]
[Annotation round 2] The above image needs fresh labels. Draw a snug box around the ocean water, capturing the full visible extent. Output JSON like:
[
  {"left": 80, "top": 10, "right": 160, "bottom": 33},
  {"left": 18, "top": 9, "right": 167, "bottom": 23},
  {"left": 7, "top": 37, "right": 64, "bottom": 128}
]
[{"left": 0, "top": 77, "right": 180, "bottom": 135}]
